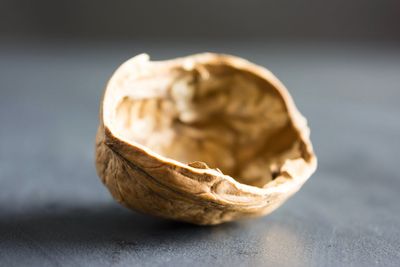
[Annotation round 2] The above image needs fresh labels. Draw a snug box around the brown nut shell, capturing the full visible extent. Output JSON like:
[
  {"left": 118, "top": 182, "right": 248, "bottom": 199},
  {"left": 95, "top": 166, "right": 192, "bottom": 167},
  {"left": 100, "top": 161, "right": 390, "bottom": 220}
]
[{"left": 95, "top": 53, "right": 317, "bottom": 225}]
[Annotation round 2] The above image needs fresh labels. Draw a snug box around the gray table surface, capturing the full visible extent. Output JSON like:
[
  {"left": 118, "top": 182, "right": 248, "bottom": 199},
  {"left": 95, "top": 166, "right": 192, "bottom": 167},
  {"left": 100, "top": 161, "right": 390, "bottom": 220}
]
[{"left": 0, "top": 41, "right": 399, "bottom": 267}]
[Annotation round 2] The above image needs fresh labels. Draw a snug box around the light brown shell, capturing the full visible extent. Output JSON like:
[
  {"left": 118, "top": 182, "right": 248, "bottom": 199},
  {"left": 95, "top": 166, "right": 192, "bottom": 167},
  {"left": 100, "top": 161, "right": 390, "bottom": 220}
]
[{"left": 95, "top": 53, "right": 317, "bottom": 225}]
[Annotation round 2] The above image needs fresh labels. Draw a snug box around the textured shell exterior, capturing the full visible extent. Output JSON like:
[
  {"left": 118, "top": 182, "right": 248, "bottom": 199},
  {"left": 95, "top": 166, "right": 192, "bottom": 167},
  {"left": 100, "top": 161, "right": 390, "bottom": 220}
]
[{"left": 95, "top": 53, "right": 317, "bottom": 225}]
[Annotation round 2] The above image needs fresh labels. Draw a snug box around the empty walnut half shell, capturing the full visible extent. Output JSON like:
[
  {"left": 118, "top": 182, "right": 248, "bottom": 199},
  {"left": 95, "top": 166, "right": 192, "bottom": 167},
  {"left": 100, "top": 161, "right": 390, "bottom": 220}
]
[{"left": 95, "top": 53, "right": 317, "bottom": 225}]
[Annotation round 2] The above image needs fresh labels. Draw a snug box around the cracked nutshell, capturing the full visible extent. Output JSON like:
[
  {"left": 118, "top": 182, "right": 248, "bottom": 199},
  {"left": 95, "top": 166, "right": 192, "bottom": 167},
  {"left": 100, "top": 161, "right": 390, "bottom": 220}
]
[{"left": 95, "top": 53, "right": 317, "bottom": 225}]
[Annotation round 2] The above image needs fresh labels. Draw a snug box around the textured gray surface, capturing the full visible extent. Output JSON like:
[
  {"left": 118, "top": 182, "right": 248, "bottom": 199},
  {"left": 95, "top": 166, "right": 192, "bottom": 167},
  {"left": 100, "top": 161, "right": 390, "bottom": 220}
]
[{"left": 0, "top": 41, "right": 399, "bottom": 267}]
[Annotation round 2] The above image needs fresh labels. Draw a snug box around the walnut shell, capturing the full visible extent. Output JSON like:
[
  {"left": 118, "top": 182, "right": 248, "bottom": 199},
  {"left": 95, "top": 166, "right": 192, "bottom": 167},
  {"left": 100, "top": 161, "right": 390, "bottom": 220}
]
[{"left": 95, "top": 53, "right": 317, "bottom": 225}]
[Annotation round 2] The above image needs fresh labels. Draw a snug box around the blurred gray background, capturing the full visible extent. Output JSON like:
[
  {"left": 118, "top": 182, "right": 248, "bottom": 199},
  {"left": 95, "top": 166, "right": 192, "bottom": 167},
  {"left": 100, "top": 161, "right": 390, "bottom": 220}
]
[
  {"left": 0, "top": 1, "right": 400, "bottom": 267},
  {"left": 1, "top": 0, "right": 400, "bottom": 42}
]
